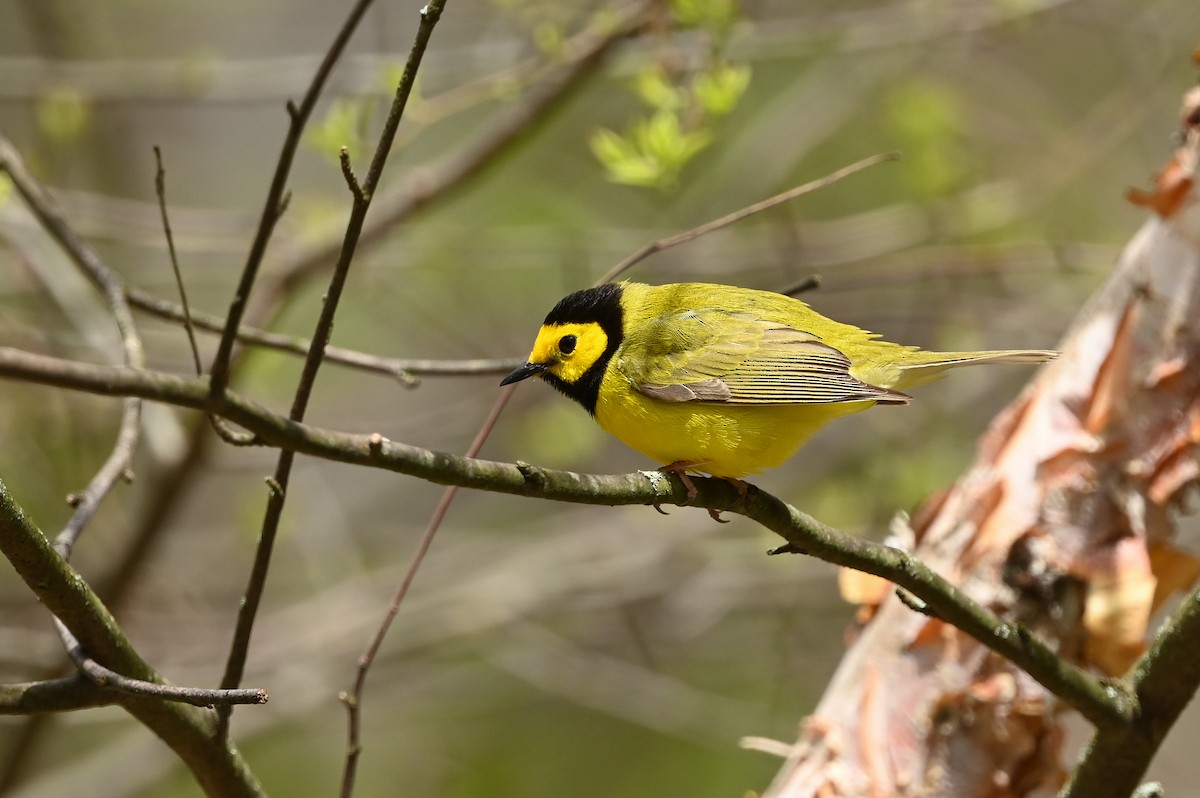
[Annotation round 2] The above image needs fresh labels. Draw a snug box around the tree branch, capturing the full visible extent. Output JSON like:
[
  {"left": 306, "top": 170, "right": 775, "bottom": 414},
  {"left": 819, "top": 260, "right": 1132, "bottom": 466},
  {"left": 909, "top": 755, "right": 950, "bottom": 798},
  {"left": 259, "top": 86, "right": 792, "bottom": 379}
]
[
  {"left": 0, "top": 478, "right": 264, "bottom": 797},
  {"left": 207, "top": 0, "right": 380, "bottom": 399},
  {"left": 0, "top": 345, "right": 1134, "bottom": 731},
  {"left": 56, "top": 618, "right": 267, "bottom": 708},
  {"left": 339, "top": 386, "right": 516, "bottom": 797},
  {"left": 762, "top": 93, "right": 1200, "bottom": 797},
  {"left": 153, "top": 145, "right": 202, "bottom": 376},
  {"left": 266, "top": 1, "right": 654, "bottom": 301},
  {"left": 595, "top": 151, "right": 900, "bottom": 284},
  {"left": 1063, "top": 584, "right": 1200, "bottom": 797},
  {"left": 127, "top": 287, "right": 521, "bottom": 381},
  {"left": 214, "top": 0, "right": 450, "bottom": 741},
  {"left": 0, "top": 132, "right": 144, "bottom": 560},
  {"left": 0, "top": 675, "right": 113, "bottom": 715}
]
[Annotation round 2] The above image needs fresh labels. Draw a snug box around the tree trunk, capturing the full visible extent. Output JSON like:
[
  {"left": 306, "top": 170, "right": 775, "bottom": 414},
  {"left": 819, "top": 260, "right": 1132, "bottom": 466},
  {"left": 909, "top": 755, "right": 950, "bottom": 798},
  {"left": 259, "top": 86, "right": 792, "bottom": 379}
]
[{"left": 759, "top": 85, "right": 1200, "bottom": 798}]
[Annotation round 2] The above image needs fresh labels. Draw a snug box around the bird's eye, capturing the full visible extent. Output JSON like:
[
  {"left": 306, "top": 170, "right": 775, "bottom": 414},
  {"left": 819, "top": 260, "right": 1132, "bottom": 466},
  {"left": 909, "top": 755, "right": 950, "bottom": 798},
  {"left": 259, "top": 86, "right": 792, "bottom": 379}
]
[{"left": 559, "top": 334, "right": 577, "bottom": 354}]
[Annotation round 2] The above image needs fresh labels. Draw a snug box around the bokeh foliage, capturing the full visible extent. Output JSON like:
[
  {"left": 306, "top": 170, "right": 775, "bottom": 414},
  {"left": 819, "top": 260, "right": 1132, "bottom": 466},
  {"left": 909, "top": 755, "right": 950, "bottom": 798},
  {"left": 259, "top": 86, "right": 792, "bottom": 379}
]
[{"left": 1, "top": 0, "right": 1198, "bottom": 795}]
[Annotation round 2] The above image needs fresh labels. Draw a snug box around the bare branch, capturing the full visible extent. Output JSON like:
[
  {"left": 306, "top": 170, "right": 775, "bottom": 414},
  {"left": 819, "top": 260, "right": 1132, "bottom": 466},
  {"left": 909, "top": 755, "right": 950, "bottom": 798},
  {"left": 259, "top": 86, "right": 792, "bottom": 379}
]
[
  {"left": 0, "top": 133, "right": 145, "bottom": 560},
  {"left": 207, "top": 0, "right": 381, "bottom": 399},
  {"left": 151, "top": 148, "right": 256, "bottom": 446},
  {"left": 215, "top": 0, "right": 450, "bottom": 743},
  {"left": 340, "top": 385, "right": 516, "bottom": 797},
  {"left": 264, "top": 1, "right": 653, "bottom": 301},
  {"left": 339, "top": 146, "right": 365, "bottom": 201},
  {"left": 0, "top": 346, "right": 1134, "bottom": 731},
  {"left": 0, "top": 675, "right": 113, "bottom": 715},
  {"left": 594, "top": 152, "right": 900, "bottom": 285},
  {"left": 1064, "top": 586, "right": 1200, "bottom": 798},
  {"left": 153, "top": 146, "right": 202, "bottom": 376},
  {"left": 0, "top": 478, "right": 264, "bottom": 797},
  {"left": 128, "top": 287, "right": 520, "bottom": 380},
  {"left": 54, "top": 618, "right": 267, "bottom": 708}
]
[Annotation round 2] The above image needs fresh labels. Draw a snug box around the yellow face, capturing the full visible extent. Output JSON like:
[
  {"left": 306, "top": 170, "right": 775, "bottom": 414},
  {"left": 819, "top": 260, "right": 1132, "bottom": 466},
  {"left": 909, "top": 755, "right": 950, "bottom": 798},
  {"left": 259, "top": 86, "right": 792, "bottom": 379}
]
[{"left": 526, "top": 321, "right": 609, "bottom": 385}]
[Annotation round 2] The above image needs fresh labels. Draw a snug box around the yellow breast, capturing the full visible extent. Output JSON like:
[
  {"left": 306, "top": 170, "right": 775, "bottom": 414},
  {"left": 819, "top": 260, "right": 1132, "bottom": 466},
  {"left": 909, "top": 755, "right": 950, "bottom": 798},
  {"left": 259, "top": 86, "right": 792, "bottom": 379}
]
[{"left": 594, "top": 365, "right": 872, "bottom": 478}]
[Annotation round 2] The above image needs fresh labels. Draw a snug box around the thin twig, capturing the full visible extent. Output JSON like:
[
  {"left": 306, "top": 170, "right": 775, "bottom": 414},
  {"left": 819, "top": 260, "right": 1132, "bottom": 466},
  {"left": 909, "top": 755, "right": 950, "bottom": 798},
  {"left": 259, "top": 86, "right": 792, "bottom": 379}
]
[
  {"left": 153, "top": 146, "right": 202, "bottom": 375},
  {"left": 0, "top": 346, "right": 1135, "bottom": 732},
  {"left": 0, "top": 132, "right": 154, "bottom": 758},
  {"left": 55, "top": 618, "right": 266, "bottom": 708},
  {"left": 263, "top": 1, "right": 653, "bottom": 301},
  {"left": 778, "top": 274, "right": 822, "bottom": 297},
  {"left": 594, "top": 152, "right": 900, "bottom": 285},
  {"left": 0, "top": 133, "right": 145, "bottom": 560},
  {"left": 340, "top": 147, "right": 365, "bottom": 201},
  {"left": 215, "top": 0, "right": 450, "bottom": 742},
  {"left": 0, "top": 477, "right": 264, "bottom": 796},
  {"left": 207, "top": 0, "right": 381, "bottom": 400},
  {"left": 340, "top": 385, "right": 515, "bottom": 798},
  {"left": 128, "top": 287, "right": 521, "bottom": 380},
  {"left": 152, "top": 148, "right": 256, "bottom": 445},
  {"left": 207, "top": 0, "right": 386, "bottom": 737},
  {"left": 0, "top": 675, "right": 113, "bottom": 715}
]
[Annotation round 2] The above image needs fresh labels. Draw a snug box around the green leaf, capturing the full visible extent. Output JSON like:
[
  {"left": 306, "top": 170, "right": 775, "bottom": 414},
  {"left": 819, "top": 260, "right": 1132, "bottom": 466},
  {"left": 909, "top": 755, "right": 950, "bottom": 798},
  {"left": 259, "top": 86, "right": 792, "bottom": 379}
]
[
  {"left": 306, "top": 98, "right": 366, "bottom": 166},
  {"left": 589, "top": 128, "right": 666, "bottom": 188},
  {"left": 692, "top": 62, "right": 751, "bottom": 116},
  {"left": 633, "top": 110, "right": 682, "bottom": 162},
  {"left": 635, "top": 111, "right": 710, "bottom": 171},
  {"left": 607, "top": 157, "right": 667, "bottom": 188},
  {"left": 532, "top": 21, "right": 564, "bottom": 59},
  {"left": 589, "top": 8, "right": 623, "bottom": 36},
  {"left": 670, "top": 0, "right": 738, "bottom": 29},
  {"left": 884, "top": 78, "right": 969, "bottom": 198},
  {"left": 633, "top": 66, "right": 683, "bottom": 112},
  {"left": 885, "top": 79, "right": 963, "bottom": 142},
  {"left": 589, "top": 128, "right": 639, "bottom": 167},
  {"left": 36, "top": 88, "right": 91, "bottom": 145}
]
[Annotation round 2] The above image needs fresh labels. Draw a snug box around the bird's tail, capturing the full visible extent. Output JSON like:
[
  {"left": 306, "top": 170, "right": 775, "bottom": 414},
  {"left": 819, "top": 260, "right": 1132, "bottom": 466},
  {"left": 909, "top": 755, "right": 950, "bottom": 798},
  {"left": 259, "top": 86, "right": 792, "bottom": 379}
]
[{"left": 893, "top": 349, "right": 1057, "bottom": 390}]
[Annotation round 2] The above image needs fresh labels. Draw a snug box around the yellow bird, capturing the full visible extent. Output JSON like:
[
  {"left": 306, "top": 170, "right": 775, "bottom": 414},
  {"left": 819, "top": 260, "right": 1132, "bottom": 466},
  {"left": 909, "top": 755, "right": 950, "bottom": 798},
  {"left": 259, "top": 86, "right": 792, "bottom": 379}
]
[{"left": 502, "top": 281, "right": 1053, "bottom": 496}]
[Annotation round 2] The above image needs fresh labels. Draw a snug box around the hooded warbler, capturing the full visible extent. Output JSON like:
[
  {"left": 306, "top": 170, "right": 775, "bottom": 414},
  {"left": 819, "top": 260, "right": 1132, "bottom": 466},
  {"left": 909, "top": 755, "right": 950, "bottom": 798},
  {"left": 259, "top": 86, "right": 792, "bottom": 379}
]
[{"left": 502, "top": 281, "right": 1054, "bottom": 485}]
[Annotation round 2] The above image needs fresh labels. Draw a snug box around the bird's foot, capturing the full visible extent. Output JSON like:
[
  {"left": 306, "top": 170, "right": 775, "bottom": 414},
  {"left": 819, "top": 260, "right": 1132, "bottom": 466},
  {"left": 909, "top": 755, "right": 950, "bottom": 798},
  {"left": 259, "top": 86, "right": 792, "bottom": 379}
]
[
  {"left": 657, "top": 461, "right": 737, "bottom": 522},
  {"left": 705, "top": 477, "right": 750, "bottom": 523},
  {"left": 659, "top": 461, "right": 702, "bottom": 503}
]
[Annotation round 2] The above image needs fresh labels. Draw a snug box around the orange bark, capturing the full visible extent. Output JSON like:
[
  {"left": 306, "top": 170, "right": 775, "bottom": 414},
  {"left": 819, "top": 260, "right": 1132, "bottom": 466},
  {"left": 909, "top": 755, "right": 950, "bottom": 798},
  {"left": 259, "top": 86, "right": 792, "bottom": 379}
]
[{"left": 759, "top": 86, "right": 1200, "bottom": 797}]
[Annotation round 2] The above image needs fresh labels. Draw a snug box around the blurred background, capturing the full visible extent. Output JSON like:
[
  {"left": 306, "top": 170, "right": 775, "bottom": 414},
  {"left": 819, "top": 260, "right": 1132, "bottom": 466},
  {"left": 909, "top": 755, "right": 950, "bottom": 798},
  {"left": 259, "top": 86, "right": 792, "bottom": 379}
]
[{"left": 1, "top": 0, "right": 1198, "bottom": 795}]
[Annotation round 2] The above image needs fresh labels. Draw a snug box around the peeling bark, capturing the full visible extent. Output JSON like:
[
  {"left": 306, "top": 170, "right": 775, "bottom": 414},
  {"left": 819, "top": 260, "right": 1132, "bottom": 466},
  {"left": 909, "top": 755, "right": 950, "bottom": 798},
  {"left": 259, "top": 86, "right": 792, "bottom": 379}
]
[{"left": 759, "top": 86, "right": 1200, "bottom": 798}]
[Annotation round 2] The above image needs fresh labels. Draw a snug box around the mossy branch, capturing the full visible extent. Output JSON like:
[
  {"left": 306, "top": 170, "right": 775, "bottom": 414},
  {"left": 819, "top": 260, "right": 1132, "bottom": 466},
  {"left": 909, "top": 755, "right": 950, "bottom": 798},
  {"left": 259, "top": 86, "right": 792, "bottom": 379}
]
[
  {"left": 1061, "top": 586, "right": 1200, "bottom": 797},
  {"left": 0, "top": 345, "right": 1134, "bottom": 731},
  {"left": 0, "top": 477, "right": 264, "bottom": 797}
]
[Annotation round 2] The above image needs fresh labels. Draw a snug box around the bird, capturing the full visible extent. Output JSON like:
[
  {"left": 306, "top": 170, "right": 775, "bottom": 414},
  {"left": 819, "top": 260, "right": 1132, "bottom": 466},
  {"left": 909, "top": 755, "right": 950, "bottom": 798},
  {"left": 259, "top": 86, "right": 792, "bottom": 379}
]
[{"left": 501, "top": 281, "right": 1054, "bottom": 507}]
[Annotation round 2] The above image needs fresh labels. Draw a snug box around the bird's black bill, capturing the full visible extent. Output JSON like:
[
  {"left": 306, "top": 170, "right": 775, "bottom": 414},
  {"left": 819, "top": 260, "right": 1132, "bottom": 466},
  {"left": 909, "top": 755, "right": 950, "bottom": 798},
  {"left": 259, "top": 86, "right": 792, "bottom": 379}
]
[{"left": 500, "top": 361, "right": 547, "bottom": 386}]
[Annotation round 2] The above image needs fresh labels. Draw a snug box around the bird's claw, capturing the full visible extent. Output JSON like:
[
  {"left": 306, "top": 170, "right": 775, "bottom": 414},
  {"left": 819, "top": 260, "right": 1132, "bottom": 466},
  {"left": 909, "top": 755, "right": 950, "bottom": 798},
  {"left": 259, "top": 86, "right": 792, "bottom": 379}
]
[
  {"left": 658, "top": 461, "right": 736, "bottom": 522},
  {"left": 660, "top": 461, "right": 700, "bottom": 504}
]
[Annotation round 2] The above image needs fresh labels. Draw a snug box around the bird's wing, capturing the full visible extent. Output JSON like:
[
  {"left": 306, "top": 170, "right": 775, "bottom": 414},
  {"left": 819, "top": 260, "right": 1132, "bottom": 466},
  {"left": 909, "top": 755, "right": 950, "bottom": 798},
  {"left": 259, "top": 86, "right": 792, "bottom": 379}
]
[{"left": 627, "top": 309, "right": 909, "bottom": 405}]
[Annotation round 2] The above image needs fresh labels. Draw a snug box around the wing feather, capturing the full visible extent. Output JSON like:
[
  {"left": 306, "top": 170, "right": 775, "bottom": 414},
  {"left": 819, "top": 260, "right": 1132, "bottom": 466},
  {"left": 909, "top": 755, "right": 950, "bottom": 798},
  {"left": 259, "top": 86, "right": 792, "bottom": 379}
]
[{"left": 626, "top": 309, "right": 909, "bottom": 406}]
